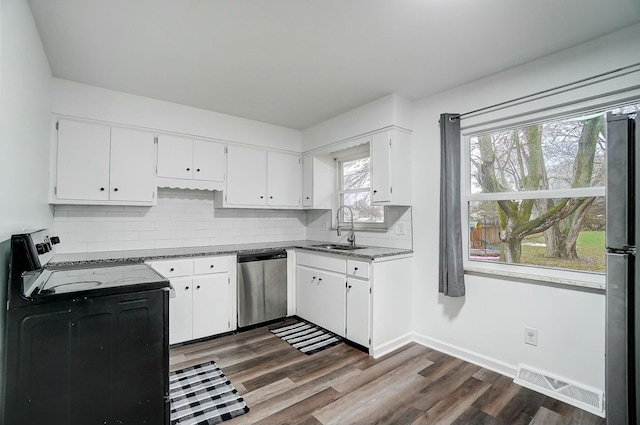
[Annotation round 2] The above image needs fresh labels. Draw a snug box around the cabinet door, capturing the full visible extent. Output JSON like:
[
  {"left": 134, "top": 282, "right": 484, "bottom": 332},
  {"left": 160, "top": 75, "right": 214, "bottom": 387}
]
[
  {"left": 192, "top": 274, "right": 230, "bottom": 339},
  {"left": 301, "top": 154, "right": 312, "bottom": 207},
  {"left": 110, "top": 127, "right": 155, "bottom": 202},
  {"left": 157, "top": 134, "right": 194, "bottom": 179},
  {"left": 371, "top": 131, "right": 391, "bottom": 203},
  {"left": 316, "top": 271, "right": 346, "bottom": 337},
  {"left": 226, "top": 145, "right": 267, "bottom": 206},
  {"left": 296, "top": 266, "right": 317, "bottom": 324},
  {"left": 56, "top": 120, "right": 111, "bottom": 201},
  {"left": 346, "top": 277, "right": 370, "bottom": 347},
  {"left": 193, "top": 140, "right": 226, "bottom": 182},
  {"left": 267, "top": 151, "right": 301, "bottom": 207},
  {"left": 169, "top": 277, "right": 193, "bottom": 345}
]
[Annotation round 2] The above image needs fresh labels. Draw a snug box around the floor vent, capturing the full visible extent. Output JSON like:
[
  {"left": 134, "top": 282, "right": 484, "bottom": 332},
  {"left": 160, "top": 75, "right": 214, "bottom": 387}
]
[{"left": 514, "top": 364, "right": 604, "bottom": 417}]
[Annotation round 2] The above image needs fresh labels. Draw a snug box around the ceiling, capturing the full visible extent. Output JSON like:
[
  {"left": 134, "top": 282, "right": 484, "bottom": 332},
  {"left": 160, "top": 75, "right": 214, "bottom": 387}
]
[{"left": 27, "top": 0, "right": 640, "bottom": 130}]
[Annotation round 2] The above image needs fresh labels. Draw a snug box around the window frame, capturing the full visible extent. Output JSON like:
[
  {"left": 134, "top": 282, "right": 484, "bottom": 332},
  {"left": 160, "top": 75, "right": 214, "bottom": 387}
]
[
  {"left": 459, "top": 102, "right": 638, "bottom": 289},
  {"left": 334, "top": 148, "right": 387, "bottom": 231}
]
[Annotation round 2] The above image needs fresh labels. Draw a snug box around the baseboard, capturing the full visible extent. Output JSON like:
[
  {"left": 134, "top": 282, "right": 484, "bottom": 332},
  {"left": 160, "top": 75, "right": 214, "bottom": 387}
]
[
  {"left": 411, "top": 332, "right": 518, "bottom": 378},
  {"left": 371, "top": 333, "right": 413, "bottom": 358}
]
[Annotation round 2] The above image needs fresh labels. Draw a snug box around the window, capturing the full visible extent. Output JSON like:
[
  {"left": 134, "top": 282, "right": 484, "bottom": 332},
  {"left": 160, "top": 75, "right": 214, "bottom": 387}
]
[
  {"left": 335, "top": 149, "right": 385, "bottom": 228},
  {"left": 464, "top": 102, "right": 638, "bottom": 278}
]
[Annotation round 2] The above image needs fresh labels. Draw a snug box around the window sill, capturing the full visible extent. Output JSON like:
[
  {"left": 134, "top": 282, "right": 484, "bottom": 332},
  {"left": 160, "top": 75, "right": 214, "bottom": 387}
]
[{"left": 464, "top": 266, "right": 605, "bottom": 291}]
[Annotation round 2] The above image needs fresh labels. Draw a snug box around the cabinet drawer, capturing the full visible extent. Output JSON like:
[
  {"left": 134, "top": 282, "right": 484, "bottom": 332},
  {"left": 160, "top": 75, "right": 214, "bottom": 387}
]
[
  {"left": 148, "top": 259, "right": 193, "bottom": 278},
  {"left": 347, "top": 259, "right": 370, "bottom": 279},
  {"left": 193, "top": 256, "right": 229, "bottom": 275},
  {"left": 297, "top": 251, "right": 346, "bottom": 274}
]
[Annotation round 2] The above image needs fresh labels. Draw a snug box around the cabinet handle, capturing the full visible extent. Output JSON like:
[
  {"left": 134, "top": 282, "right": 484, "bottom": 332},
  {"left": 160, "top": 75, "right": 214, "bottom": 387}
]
[
  {"left": 318, "top": 278, "right": 323, "bottom": 282},
  {"left": 113, "top": 188, "right": 119, "bottom": 192},
  {"left": 373, "top": 190, "right": 378, "bottom": 194},
  {"left": 270, "top": 196, "right": 273, "bottom": 199},
  {"left": 186, "top": 167, "right": 190, "bottom": 171},
  {"left": 99, "top": 187, "right": 105, "bottom": 191},
  {"left": 354, "top": 267, "right": 359, "bottom": 271},
  {"left": 306, "top": 196, "right": 310, "bottom": 199},
  {"left": 170, "top": 268, "right": 175, "bottom": 272},
  {"left": 196, "top": 168, "right": 201, "bottom": 172},
  {"left": 185, "top": 286, "right": 189, "bottom": 290},
  {"left": 312, "top": 276, "right": 316, "bottom": 280},
  {"left": 196, "top": 285, "right": 201, "bottom": 289},
  {"left": 210, "top": 265, "right": 215, "bottom": 269},
  {"left": 348, "top": 285, "right": 353, "bottom": 289},
  {"left": 260, "top": 196, "right": 264, "bottom": 199}
]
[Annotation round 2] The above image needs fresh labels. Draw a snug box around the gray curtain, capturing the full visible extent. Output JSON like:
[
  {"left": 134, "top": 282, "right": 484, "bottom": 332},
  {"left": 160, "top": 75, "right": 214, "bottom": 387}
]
[{"left": 439, "top": 113, "right": 465, "bottom": 297}]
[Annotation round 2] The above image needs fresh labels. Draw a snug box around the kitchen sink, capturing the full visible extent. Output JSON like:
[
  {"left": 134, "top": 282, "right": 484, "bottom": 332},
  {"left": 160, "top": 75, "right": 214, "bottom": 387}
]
[{"left": 310, "top": 244, "right": 367, "bottom": 251}]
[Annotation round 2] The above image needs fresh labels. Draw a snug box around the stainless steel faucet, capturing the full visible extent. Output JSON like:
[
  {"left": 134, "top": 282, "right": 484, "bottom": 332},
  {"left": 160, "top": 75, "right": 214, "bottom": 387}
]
[{"left": 336, "top": 205, "right": 356, "bottom": 247}]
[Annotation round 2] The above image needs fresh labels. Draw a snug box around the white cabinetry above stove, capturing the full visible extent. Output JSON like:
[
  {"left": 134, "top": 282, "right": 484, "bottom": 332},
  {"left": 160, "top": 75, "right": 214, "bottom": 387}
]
[
  {"left": 156, "top": 134, "right": 226, "bottom": 191},
  {"left": 51, "top": 120, "right": 156, "bottom": 206}
]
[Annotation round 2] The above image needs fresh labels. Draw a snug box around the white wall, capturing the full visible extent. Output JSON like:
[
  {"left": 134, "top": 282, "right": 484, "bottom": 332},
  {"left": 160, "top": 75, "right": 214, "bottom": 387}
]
[
  {"left": 0, "top": 0, "right": 53, "bottom": 240},
  {"left": 302, "top": 93, "right": 412, "bottom": 151},
  {"left": 411, "top": 23, "right": 640, "bottom": 392},
  {"left": 52, "top": 78, "right": 302, "bottom": 152},
  {"left": 0, "top": 0, "right": 53, "bottom": 412}
]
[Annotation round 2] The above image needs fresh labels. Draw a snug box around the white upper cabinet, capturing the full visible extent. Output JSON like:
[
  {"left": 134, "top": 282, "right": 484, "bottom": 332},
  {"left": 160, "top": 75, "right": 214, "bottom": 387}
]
[
  {"left": 225, "top": 145, "right": 268, "bottom": 206},
  {"left": 219, "top": 145, "right": 301, "bottom": 209},
  {"left": 267, "top": 151, "right": 301, "bottom": 207},
  {"left": 302, "top": 154, "right": 312, "bottom": 207},
  {"left": 370, "top": 129, "right": 412, "bottom": 206},
  {"left": 156, "top": 134, "right": 193, "bottom": 180},
  {"left": 300, "top": 154, "right": 333, "bottom": 210},
  {"left": 156, "top": 134, "right": 226, "bottom": 190},
  {"left": 193, "top": 140, "right": 225, "bottom": 182},
  {"left": 53, "top": 120, "right": 156, "bottom": 205},
  {"left": 109, "top": 127, "right": 155, "bottom": 202}
]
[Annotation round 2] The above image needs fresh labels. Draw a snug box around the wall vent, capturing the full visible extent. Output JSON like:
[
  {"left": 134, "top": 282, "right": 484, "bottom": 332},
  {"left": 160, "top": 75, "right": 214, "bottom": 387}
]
[{"left": 514, "top": 364, "right": 604, "bottom": 417}]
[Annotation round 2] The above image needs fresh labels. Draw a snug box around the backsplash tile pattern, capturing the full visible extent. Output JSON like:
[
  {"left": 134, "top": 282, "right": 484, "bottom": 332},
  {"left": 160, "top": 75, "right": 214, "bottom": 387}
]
[
  {"left": 53, "top": 189, "right": 413, "bottom": 254},
  {"left": 53, "top": 189, "right": 307, "bottom": 253},
  {"left": 306, "top": 206, "right": 413, "bottom": 250}
]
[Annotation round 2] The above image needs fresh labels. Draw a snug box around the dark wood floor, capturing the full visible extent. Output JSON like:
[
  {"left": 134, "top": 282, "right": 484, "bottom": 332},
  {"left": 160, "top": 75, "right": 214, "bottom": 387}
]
[{"left": 169, "top": 319, "right": 605, "bottom": 425}]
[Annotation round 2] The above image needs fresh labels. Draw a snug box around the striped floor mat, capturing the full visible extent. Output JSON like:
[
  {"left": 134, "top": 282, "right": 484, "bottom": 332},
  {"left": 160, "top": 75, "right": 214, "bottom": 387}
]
[
  {"left": 169, "top": 361, "right": 249, "bottom": 425},
  {"left": 270, "top": 321, "right": 343, "bottom": 355}
]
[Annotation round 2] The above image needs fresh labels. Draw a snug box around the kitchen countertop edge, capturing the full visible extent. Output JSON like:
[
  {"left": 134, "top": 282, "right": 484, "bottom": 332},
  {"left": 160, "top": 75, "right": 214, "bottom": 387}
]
[{"left": 49, "top": 240, "right": 413, "bottom": 267}]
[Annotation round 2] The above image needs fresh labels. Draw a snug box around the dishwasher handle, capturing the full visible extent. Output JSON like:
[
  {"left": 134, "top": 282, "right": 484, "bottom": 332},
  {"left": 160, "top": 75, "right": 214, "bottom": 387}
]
[{"left": 237, "top": 250, "right": 287, "bottom": 263}]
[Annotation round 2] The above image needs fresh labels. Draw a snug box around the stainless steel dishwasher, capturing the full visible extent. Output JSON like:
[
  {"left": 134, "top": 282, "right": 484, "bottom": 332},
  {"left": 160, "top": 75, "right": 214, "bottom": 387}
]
[{"left": 237, "top": 250, "right": 288, "bottom": 328}]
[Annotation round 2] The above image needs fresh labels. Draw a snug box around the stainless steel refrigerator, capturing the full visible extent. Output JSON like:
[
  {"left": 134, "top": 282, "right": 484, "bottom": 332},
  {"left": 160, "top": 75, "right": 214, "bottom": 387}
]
[{"left": 606, "top": 112, "right": 638, "bottom": 425}]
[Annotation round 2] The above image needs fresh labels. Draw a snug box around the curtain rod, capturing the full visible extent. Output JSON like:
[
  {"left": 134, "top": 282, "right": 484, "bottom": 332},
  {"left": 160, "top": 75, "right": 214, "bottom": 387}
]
[{"left": 448, "top": 62, "right": 640, "bottom": 122}]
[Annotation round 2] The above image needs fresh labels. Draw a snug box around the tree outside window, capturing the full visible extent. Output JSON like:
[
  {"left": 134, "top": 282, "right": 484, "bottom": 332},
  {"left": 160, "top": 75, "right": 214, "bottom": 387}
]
[{"left": 466, "top": 103, "right": 638, "bottom": 273}]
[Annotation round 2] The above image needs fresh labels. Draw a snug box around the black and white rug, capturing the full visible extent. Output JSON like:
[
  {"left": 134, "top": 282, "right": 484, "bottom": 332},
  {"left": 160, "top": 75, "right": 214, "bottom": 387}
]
[
  {"left": 270, "top": 320, "right": 343, "bottom": 355},
  {"left": 169, "top": 361, "right": 249, "bottom": 425}
]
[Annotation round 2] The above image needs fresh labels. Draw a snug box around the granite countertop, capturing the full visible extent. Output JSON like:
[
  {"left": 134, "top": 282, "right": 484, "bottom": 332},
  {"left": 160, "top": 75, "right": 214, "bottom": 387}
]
[{"left": 49, "top": 240, "right": 413, "bottom": 267}]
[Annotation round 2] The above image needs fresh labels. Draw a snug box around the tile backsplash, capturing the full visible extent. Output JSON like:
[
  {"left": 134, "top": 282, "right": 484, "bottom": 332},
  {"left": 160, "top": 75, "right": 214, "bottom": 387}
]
[
  {"left": 306, "top": 207, "right": 413, "bottom": 250},
  {"left": 53, "top": 188, "right": 412, "bottom": 253}
]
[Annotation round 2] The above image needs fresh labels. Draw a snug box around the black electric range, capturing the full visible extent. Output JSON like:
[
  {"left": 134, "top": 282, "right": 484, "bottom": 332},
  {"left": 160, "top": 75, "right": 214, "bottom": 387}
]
[{"left": 3, "top": 230, "right": 170, "bottom": 425}]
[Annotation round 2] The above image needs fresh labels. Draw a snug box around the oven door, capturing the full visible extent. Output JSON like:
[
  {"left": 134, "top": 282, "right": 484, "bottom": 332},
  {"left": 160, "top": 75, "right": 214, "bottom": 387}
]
[{"left": 3, "top": 289, "right": 169, "bottom": 425}]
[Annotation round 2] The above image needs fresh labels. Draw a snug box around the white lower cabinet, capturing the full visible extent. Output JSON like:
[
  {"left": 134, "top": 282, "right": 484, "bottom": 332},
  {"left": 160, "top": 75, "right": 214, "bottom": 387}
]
[
  {"left": 147, "top": 255, "right": 236, "bottom": 345},
  {"left": 346, "top": 277, "right": 370, "bottom": 347},
  {"left": 296, "top": 266, "right": 317, "bottom": 325},
  {"left": 295, "top": 267, "right": 345, "bottom": 336},
  {"left": 296, "top": 250, "right": 414, "bottom": 357},
  {"left": 192, "top": 274, "right": 230, "bottom": 339},
  {"left": 296, "top": 251, "right": 368, "bottom": 345},
  {"left": 169, "top": 276, "right": 194, "bottom": 344}
]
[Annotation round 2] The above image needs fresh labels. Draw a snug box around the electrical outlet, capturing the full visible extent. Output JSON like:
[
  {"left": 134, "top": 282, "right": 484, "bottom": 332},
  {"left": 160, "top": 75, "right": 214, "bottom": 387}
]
[
  {"left": 321, "top": 221, "right": 328, "bottom": 231},
  {"left": 524, "top": 327, "right": 538, "bottom": 346},
  {"left": 396, "top": 223, "right": 406, "bottom": 235}
]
